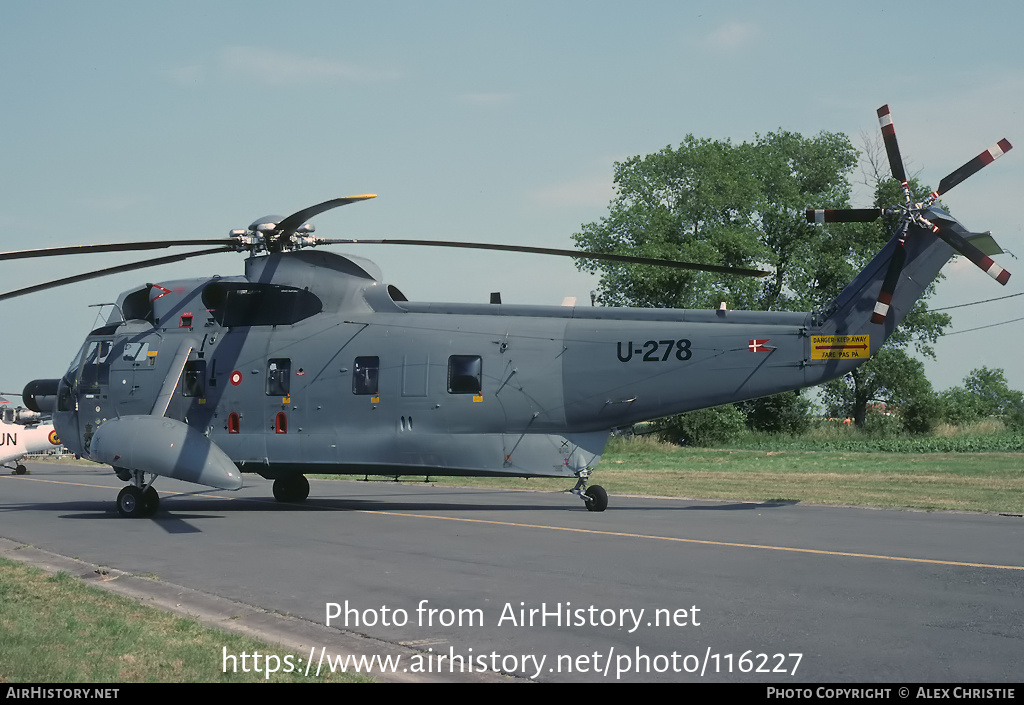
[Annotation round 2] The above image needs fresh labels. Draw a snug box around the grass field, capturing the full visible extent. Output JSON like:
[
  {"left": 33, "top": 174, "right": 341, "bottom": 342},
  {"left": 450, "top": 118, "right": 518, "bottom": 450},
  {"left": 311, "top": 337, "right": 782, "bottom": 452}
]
[
  {"left": 403, "top": 431, "right": 1024, "bottom": 514},
  {"left": 0, "top": 557, "right": 367, "bottom": 683}
]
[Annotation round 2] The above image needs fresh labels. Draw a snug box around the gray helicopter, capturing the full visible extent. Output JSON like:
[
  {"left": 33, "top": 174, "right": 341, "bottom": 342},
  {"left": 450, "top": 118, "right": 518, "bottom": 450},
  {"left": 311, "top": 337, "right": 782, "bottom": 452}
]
[{"left": 9, "top": 105, "right": 1013, "bottom": 517}]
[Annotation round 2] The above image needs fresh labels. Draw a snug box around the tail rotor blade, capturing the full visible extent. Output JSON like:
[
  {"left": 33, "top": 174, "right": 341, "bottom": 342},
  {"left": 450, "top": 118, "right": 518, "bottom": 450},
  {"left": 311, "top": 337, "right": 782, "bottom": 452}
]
[
  {"left": 871, "top": 237, "right": 907, "bottom": 324},
  {"left": 877, "top": 105, "right": 909, "bottom": 185},
  {"left": 924, "top": 219, "right": 1011, "bottom": 285},
  {"left": 806, "top": 209, "right": 883, "bottom": 224},
  {"left": 927, "top": 139, "right": 1013, "bottom": 203}
]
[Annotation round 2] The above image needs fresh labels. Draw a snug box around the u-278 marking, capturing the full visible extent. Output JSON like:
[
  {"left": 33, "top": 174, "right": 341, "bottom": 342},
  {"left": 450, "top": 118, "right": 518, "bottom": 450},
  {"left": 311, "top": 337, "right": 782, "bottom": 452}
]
[{"left": 616, "top": 339, "right": 692, "bottom": 362}]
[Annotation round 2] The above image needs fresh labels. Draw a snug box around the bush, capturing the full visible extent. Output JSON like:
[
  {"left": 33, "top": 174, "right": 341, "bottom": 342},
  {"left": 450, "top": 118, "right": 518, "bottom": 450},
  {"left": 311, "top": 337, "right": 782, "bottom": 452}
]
[
  {"left": 654, "top": 405, "right": 747, "bottom": 447},
  {"left": 738, "top": 391, "right": 813, "bottom": 435},
  {"left": 901, "top": 391, "right": 944, "bottom": 435},
  {"left": 861, "top": 408, "right": 903, "bottom": 438}
]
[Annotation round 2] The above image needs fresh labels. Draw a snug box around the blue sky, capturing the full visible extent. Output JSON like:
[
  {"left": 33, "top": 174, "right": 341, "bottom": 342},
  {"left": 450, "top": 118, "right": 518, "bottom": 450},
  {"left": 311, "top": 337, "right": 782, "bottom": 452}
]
[{"left": 3, "top": 1, "right": 1023, "bottom": 397}]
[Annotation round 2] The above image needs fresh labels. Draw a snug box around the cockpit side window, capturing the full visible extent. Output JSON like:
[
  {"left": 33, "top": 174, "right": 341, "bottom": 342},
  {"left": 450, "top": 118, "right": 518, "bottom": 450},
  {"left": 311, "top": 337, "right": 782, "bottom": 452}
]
[{"left": 80, "top": 340, "right": 113, "bottom": 393}]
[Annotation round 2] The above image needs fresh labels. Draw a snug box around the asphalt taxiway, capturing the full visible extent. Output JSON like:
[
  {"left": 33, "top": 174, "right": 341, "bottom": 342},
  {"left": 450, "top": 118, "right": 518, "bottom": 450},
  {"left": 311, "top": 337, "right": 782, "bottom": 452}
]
[{"left": 2, "top": 461, "right": 1022, "bottom": 683}]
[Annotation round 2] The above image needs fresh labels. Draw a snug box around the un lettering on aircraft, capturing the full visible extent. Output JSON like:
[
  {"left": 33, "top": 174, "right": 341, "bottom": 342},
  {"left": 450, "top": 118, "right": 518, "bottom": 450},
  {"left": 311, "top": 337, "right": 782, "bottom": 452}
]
[{"left": 1, "top": 432, "right": 16, "bottom": 446}]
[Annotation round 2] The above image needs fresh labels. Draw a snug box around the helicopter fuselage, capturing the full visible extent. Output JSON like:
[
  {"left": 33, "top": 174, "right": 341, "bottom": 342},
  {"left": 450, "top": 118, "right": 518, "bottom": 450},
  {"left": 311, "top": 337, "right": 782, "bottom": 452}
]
[{"left": 56, "top": 298, "right": 822, "bottom": 482}]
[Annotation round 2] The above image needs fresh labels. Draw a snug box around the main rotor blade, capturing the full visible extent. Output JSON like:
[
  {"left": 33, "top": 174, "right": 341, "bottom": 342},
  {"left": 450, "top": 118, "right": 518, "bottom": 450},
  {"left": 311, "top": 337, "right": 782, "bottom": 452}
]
[
  {"left": 929, "top": 139, "right": 1013, "bottom": 201},
  {"left": 924, "top": 219, "right": 1011, "bottom": 285},
  {"left": 877, "top": 105, "right": 908, "bottom": 185},
  {"left": 0, "top": 247, "right": 234, "bottom": 302},
  {"left": 0, "top": 239, "right": 236, "bottom": 262},
  {"left": 806, "top": 209, "right": 883, "bottom": 224},
  {"left": 273, "top": 194, "right": 378, "bottom": 239},
  {"left": 317, "top": 238, "right": 771, "bottom": 277}
]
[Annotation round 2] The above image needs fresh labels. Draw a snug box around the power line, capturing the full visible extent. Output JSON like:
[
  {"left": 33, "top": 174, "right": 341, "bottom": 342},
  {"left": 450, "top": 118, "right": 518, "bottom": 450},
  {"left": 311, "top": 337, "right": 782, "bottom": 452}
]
[
  {"left": 918, "top": 291, "right": 1024, "bottom": 338},
  {"left": 938, "top": 316, "right": 1024, "bottom": 337},
  {"left": 932, "top": 291, "right": 1024, "bottom": 311}
]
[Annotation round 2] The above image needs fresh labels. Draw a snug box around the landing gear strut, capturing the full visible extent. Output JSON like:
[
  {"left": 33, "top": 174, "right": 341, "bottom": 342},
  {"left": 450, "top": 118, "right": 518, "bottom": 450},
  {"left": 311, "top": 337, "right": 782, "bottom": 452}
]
[
  {"left": 115, "top": 468, "right": 159, "bottom": 518},
  {"left": 569, "top": 468, "right": 608, "bottom": 512},
  {"left": 273, "top": 474, "right": 309, "bottom": 503}
]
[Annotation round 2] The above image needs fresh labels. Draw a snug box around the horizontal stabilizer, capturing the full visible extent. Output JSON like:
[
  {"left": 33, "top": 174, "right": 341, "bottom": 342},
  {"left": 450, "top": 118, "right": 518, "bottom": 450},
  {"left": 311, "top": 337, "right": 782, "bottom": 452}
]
[{"left": 964, "top": 231, "right": 1004, "bottom": 257}]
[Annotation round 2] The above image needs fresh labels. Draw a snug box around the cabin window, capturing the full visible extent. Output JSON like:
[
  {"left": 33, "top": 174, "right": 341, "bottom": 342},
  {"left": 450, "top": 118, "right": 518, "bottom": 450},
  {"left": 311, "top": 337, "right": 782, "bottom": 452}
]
[
  {"left": 267, "top": 358, "right": 291, "bottom": 396},
  {"left": 447, "top": 355, "right": 482, "bottom": 394},
  {"left": 352, "top": 356, "right": 379, "bottom": 395},
  {"left": 182, "top": 360, "right": 206, "bottom": 397}
]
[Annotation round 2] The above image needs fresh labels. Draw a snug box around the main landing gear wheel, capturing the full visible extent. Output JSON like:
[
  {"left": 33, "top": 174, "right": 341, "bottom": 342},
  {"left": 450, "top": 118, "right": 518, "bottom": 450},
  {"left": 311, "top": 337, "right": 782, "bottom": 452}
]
[
  {"left": 116, "top": 486, "right": 142, "bottom": 517},
  {"left": 115, "top": 468, "right": 160, "bottom": 518},
  {"left": 273, "top": 475, "right": 310, "bottom": 503},
  {"left": 14, "top": 464, "right": 27, "bottom": 475},
  {"left": 142, "top": 486, "right": 159, "bottom": 515},
  {"left": 116, "top": 485, "right": 159, "bottom": 518},
  {"left": 584, "top": 485, "right": 608, "bottom": 512}
]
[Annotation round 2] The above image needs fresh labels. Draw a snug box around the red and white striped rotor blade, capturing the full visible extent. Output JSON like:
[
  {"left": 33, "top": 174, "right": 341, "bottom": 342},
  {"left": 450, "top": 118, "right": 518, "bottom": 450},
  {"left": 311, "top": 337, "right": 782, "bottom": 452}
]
[
  {"left": 878, "top": 105, "right": 908, "bottom": 185},
  {"left": 928, "top": 139, "right": 1013, "bottom": 202},
  {"left": 926, "top": 220, "right": 1011, "bottom": 285},
  {"left": 806, "top": 209, "right": 883, "bottom": 224},
  {"left": 871, "top": 240, "right": 907, "bottom": 324}
]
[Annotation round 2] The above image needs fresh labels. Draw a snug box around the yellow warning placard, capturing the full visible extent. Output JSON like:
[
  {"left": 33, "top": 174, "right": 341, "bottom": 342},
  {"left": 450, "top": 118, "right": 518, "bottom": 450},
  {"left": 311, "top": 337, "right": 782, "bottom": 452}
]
[{"left": 811, "top": 335, "right": 870, "bottom": 360}]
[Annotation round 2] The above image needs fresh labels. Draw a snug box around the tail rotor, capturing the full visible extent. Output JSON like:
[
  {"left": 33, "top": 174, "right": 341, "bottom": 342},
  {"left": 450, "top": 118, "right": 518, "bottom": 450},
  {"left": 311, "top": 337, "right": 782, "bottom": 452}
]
[{"left": 806, "top": 104, "right": 1012, "bottom": 323}]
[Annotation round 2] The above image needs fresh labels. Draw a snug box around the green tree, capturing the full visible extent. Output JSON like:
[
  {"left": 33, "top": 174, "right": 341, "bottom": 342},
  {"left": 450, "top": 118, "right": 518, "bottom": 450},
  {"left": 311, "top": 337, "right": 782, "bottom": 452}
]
[
  {"left": 819, "top": 347, "right": 935, "bottom": 427},
  {"left": 939, "top": 386, "right": 986, "bottom": 425},
  {"left": 963, "top": 367, "right": 1023, "bottom": 416},
  {"left": 941, "top": 367, "right": 1023, "bottom": 425},
  {"left": 573, "top": 130, "right": 860, "bottom": 311}
]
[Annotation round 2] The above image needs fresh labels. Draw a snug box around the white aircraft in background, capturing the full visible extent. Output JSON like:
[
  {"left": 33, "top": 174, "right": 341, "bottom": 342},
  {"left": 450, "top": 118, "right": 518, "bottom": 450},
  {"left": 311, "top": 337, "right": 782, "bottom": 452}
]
[{"left": 1, "top": 395, "right": 61, "bottom": 474}]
